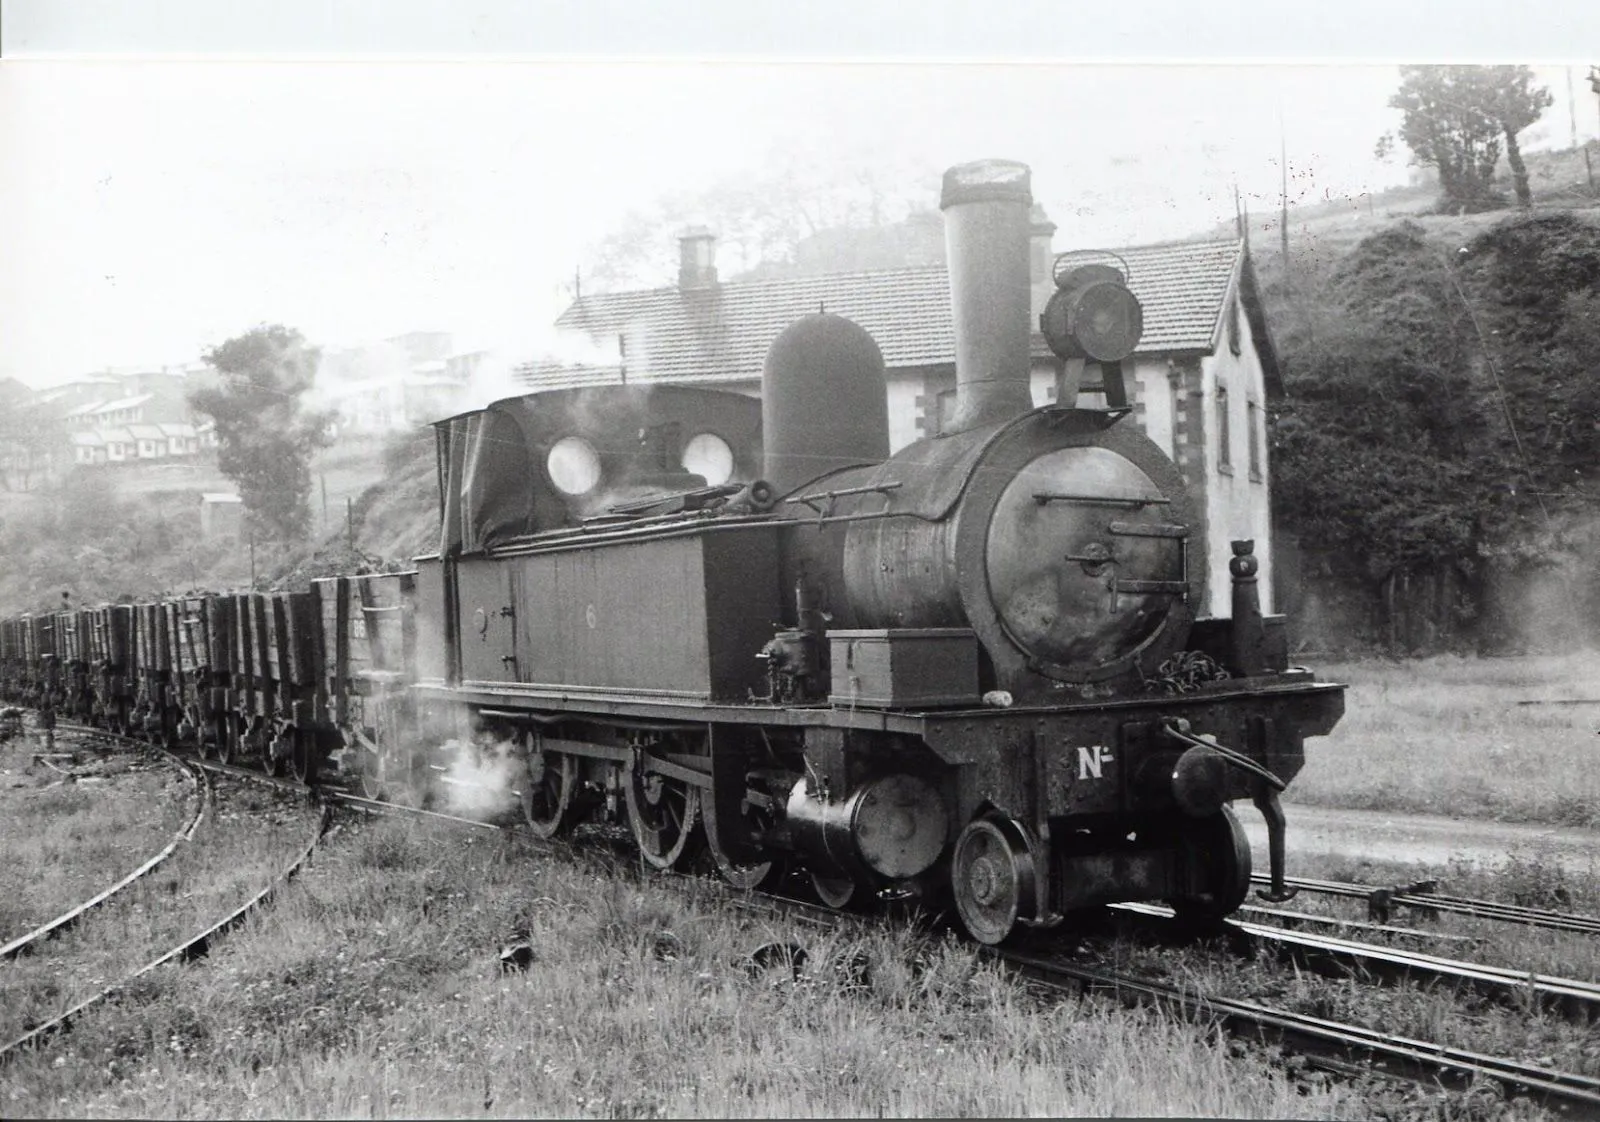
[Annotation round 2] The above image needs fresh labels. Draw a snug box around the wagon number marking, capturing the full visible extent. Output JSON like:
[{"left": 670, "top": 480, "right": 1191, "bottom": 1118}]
[{"left": 1077, "top": 745, "right": 1114, "bottom": 780}]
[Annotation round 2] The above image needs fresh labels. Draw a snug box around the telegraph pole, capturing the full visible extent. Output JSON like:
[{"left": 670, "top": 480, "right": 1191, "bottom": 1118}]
[
  {"left": 1278, "top": 102, "right": 1291, "bottom": 294},
  {"left": 1587, "top": 66, "right": 1600, "bottom": 198}
]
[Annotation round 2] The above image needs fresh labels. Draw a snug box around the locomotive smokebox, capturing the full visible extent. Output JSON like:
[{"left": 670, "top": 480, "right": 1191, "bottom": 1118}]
[
  {"left": 941, "top": 158, "right": 1035, "bottom": 434},
  {"left": 762, "top": 313, "right": 889, "bottom": 496}
]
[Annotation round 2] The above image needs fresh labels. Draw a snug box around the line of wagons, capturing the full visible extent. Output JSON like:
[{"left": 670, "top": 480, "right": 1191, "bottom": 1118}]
[{"left": 0, "top": 574, "right": 415, "bottom": 795}]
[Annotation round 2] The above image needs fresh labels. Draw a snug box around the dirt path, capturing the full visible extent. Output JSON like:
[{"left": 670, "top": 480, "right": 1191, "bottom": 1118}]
[{"left": 1241, "top": 802, "right": 1600, "bottom": 877}]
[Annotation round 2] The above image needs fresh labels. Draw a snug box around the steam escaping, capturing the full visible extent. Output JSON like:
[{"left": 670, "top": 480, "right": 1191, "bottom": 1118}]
[{"left": 434, "top": 732, "right": 523, "bottom": 818}]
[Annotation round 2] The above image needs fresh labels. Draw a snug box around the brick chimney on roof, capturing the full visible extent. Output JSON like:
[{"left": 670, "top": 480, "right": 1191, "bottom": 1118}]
[{"left": 678, "top": 227, "right": 718, "bottom": 290}]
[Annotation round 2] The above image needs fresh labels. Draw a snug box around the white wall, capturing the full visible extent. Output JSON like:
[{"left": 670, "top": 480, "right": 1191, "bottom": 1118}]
[{"left": 1199, "top": 298, "right": 1273, "bottom": 616}]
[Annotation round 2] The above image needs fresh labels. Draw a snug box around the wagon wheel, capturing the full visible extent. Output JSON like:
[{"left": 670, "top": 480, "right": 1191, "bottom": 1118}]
[
  {"left": 950, "top": 814, "right": 1039, "bottom": 946},
  {"left": 1169, "top": 805, "right": 1252, "bottom": 925},
  {"left": 520, "top": 736, "right": 578, "bottom": 839},
  {"left": 172, "top": 702, "right": 201, "bottom": 751},
  {"left": 624, "top": 762, "right": 702, "bottom": 870},
  {"left": 289, "top": 728, "right": 319, "bottom": 785},
  {"left": 154, "top": 708, "right": 179, "bottom": 751},
  {"left": 216, "top": 711, "right": 243, "bottom": 765},
  {"left": 264, "top": 722, "right": 292, "bottom": 778},
  {"left": 810, "top": 872, "right": 861, "bottom": 910},
  {"left": 355, "top": 734, "right": 387, "bottom": 801}
]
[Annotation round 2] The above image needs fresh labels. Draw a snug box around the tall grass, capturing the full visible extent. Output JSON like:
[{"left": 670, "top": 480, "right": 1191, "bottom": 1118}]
[
  {"left": 0, "top": 742, "right": 195, "bottom": 940},
  {"left": 0, "top": 778, "right": 321, "bottom": 1045},
  {"left": 1292, "top": 653, "right": 1600, "bottom": 827},
  {"left": 2, "top": 819, "right": 1364, "bottom": 1118}
]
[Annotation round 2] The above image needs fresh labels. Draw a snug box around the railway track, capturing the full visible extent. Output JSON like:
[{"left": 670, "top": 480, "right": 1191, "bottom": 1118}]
[
  {"left": 1, "top": 748, "right": 209, "bottom": 961},
  {"left": 0, "top": 771, "right": 332, "bottom": 1066},
  {"left": 706, "top": 880, "right": 1600, "bottom": 1113},
  {"left": 19, "top": 719, "right": 1600, "bottom": 1110},
  {"left": 1249, "top": 872, "right": 1600, "bottom": 936},
  {"left": 995, "top": 946, "right": 1600, "bottom": 1113},
  {"left": 1115, "top": 902, "right": 1600, "bottom": 1021}
]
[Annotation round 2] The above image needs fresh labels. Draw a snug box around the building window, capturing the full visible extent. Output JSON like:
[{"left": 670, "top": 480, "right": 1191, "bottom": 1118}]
[
  {"left": 1247, "top": 400, "right": 1263, "bottom": 481},
  {"left": 1215, "top": 384, "right": 1232, "bottom": 474},
  {"left": 1228, "top": 294, "right": 1243, "bottom": 356}
]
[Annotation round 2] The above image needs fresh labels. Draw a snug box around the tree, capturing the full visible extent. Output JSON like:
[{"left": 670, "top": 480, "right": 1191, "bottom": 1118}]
[
  {"left": 0, "top": 402, "right": 66, "bottom": 491},
  {"left": 1480, "top": 65, "right": 1554, "bottom": 209},
  {"left": 582, "top": 148, "right": 940, "bottom": 291},
  {"left": 188, "top": 325, "right": 334, "bottom": 542},
  {"left": 1383, "top": 65, "right": 1551, "bottom": 213}
]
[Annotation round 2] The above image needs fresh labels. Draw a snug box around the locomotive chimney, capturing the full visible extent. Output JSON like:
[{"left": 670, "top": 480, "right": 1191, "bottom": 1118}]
[{"left": 940, "top": 159, "right": 1035, "bottom": 434}]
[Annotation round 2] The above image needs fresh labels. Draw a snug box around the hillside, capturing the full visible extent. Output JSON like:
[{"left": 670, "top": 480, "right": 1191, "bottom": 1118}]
[
  {"left": 0, "top": 432, "right": 437, "bottom": 614},
  {"left": 1239, "top": 148, "right": 1600, "bottom": 653}
]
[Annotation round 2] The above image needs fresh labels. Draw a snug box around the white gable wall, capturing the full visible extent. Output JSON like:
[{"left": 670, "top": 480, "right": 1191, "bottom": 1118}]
[{"left": 1198, "top": 291, "right": 1273, "bottom": 616}]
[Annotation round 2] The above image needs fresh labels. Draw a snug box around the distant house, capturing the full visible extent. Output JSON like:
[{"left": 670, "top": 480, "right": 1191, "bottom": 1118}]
[
  {"left": 53, "top": 365, "right": 209, "bottom": 469},
  {"left": 534, "top": 218, "right": 1282, "bottom": 617},
  {"left": 315, "top": 332, "right": 476, "bottom": 434},
  {"left": 71, "top": 430, "right": 106, "bottom": 466},
  {"left": 100, "top": 427, "right": 138, "bottom": 463}
]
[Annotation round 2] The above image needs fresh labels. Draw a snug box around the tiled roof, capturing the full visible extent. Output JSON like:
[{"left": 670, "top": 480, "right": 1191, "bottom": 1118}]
[
  {"left": 541, "top": 238, "right": 1250, "bottom": 390},
  {"left": 92, "top": 393, "right": 154, "bottom": 414}
]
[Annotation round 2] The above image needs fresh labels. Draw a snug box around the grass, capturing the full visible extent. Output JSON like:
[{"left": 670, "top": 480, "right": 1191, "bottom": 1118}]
[
  {"left": 0, "top": 735, "right": 196, "bottom": 941},
  {"left": 0, "top": 776, "right": 322, "bottom": 1046},
  {"left": 1, "top": 817, "right": 1366, "bottom": 1119},
  {"left": 1290, "top": 653, "right": 1600, "bottom": 828}
]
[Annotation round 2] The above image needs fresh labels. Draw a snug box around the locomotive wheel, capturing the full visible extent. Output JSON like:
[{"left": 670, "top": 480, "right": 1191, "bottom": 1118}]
[
  {"left": 810, "top": 872, "right": 860, "bottom": 910},
  {"left": 624, "top": 766, "right": 702, "bottom": 870},
  {"left": 950, "top": 815, "right": 1039, "bottom": 946},
  {"left": 704, "top": 796, "right": 781, "bottom": 892},
  {"left": 520, "top": 742, "right": 578, "bottom": 839},
  {"left": 1170, "top": 805, "right": 1252, "bottom": 924}
]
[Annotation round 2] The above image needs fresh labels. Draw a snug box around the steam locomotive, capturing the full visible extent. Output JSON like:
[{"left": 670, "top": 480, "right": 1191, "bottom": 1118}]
[{"left": 1, "top": 159, "right": 1344, "bottom": 944}]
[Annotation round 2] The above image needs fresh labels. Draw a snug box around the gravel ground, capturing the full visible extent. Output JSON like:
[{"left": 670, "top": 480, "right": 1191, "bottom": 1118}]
[{"left": 1244, "top": 802, "right": 1600, "bottom": 877}]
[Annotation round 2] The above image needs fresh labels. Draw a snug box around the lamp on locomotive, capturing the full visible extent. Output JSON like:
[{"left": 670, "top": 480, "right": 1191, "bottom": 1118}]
[{"left": 1040, "top": 261, "right": 1144, "bottom": 408}]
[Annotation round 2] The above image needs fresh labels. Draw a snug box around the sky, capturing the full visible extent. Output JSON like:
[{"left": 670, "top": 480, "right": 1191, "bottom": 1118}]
[{"left": 2, "top": 3, "right": 1598, "bottom": 387}]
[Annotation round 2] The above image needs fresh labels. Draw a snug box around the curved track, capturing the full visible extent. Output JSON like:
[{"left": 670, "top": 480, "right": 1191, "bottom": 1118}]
[
  {"left": 0, "top": 790, "right": 331, "bottom": 1065},
  {"left": 1, "top": 747, "right": 209, "bottom": 961}
]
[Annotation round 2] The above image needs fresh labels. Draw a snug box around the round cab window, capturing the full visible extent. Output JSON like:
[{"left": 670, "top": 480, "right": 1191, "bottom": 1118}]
[
  {"left": 682, "top": 433, "right": 734, "bottom": 486},
  {"left": 546, "top": 437, "right": 602, "bottom": 495}
]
